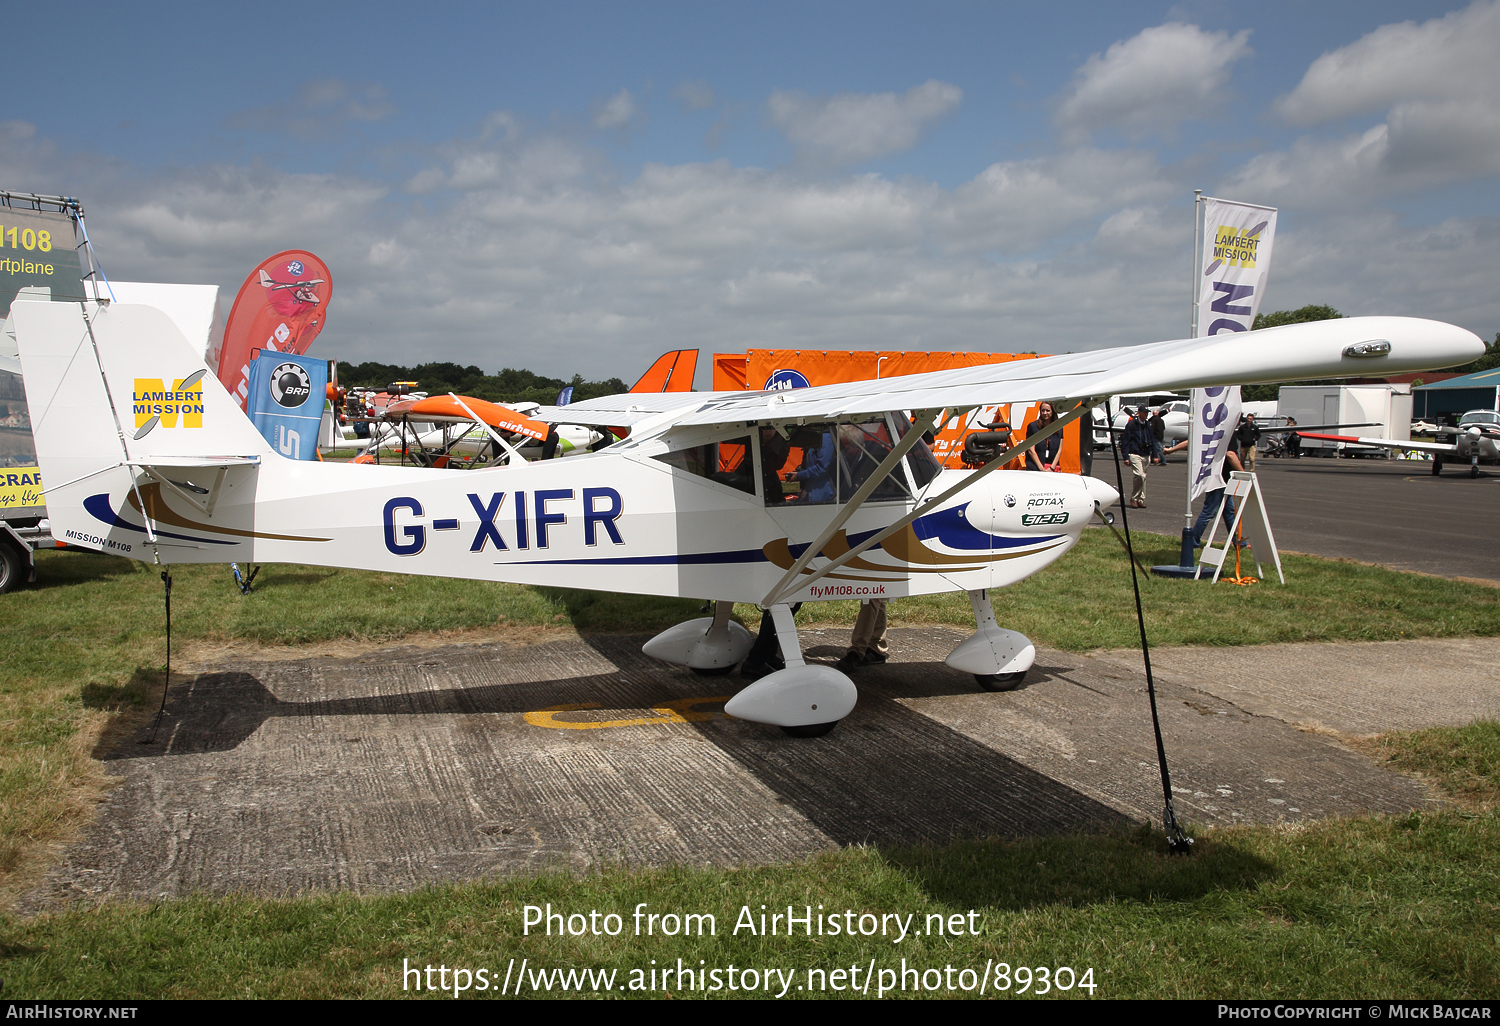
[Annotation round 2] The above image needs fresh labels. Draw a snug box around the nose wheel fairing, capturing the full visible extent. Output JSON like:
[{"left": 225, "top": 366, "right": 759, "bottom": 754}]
[
  {"left": 944, "top": 589, "right": 1037, "bottom": 686},
  {"left": 724, "top": 664, "right": 857, "bottom": 728}
]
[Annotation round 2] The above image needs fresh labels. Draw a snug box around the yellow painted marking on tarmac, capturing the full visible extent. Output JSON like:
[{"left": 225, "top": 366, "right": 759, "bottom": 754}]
[{"left": 524, "top": 696, "right": 733, "bottom": 730}]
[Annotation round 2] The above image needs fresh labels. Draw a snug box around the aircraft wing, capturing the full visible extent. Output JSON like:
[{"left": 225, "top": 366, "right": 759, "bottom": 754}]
[
  {"left": 1296, "top": 433, "right": 1458, "bottom": 455},
  {"left": 640, "top": 317, "right": 1480, "bottom": 429},
  {"left": 530, "top": 391, "right": 741, "bottom": 428}
]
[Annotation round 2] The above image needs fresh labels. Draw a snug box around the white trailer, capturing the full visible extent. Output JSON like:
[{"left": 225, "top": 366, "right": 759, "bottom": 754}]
[{"left": 1278, "top": 384, "right": 1412, "bottom": 455}]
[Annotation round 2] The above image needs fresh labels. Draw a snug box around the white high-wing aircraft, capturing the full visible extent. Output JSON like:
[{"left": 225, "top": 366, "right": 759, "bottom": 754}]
[
  {"left": 11, "top": 299, "right": 1482, "bottom": 736},
  {"left": 1297, "top": 409, "right": 1500, "bottom": 477}
]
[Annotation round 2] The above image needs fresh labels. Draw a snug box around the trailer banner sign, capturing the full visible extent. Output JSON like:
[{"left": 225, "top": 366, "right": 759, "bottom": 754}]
[
  {"left": 0, "top": 204, "right": 81, "bottom": 516},
  {"left": 0, "top": 206, "right": 84, "bottom": 316},
  {"left": 0, "top": 467, "right": 43, "bottom": 510}
]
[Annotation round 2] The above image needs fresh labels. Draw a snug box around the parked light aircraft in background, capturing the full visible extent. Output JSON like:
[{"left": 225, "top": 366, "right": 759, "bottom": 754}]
[
  {"left": 1299, "top": 409, "right": 1500, "bottom": 477},
  {"left": 333, "top": 349, "right": 700, "bottom": 463},
  {"left": 11, "top": 299, "right": 1482, "bottom": 736}
]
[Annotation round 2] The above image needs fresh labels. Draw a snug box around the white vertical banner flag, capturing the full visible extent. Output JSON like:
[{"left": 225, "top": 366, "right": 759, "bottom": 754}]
[
  {"left": 1189, "top": 385, "right": 1242, "bottom": 501},
  {"left": 1196, "top": 197, "right": 1277, "bottom": 336}
]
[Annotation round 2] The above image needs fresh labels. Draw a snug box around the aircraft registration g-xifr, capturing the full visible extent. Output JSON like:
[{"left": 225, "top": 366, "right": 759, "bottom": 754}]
[{"left": 11, "top": 299, "right": 1483, "bottom": 736}]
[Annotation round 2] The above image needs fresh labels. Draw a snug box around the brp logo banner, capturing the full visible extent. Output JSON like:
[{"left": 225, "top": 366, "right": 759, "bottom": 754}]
[
  {"left": 246, "top": 351, "right": 329, "bottom": 461},
  {"left": 1196, "top": 197, "right": 1277, "bottom": 337},
  {"left": 270, "top": 362, "right": 313, "bottom": 408}
]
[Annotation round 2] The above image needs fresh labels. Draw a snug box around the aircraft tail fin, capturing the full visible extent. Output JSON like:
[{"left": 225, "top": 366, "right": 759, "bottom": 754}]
[
  {"left": 12, "top": 300, "right": 273, "bottom": 558},
  {"left": 630, "top": 349, "right": 698, "bottom": 393}
]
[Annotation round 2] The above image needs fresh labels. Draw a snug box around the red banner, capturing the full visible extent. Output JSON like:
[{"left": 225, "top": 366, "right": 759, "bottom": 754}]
[{"left": 217, "top": 251, "right": 332, "bottom": 409}]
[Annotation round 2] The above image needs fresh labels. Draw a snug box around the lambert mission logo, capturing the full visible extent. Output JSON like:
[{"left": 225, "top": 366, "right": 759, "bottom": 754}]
[
  {"left": 133, "top": 370, "right": 206, "bottom": 430},
  {"left": 1211, "top": 223, "right": 1261, "bottom": 270}
]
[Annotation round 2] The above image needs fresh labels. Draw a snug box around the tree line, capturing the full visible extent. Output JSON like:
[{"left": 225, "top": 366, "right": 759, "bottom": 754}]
[{"left": 334, "top": 360, "right": 630, "bottom": 406}]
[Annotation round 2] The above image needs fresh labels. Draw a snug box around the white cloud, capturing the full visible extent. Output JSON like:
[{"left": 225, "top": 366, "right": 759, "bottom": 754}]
[
  {"left": 1275, "top": 1, "right": 1500, "bottom": 125},
  {"left": 944, "top": 148, "right": 1171, "bottom": 253},
  {"left": 672, "top": 80, "right": 715, "bottom": 112},
  {"left": 1252, "top": 213, "right": 1500, "bottom": 330},
  {"left": 70, "top": 137, "right": 1187, "bottom": 374},
  {"left": 593, "top": 89, "right": 639, "bottom": 130},
  {"left": 1229, "top": 2, "right": 1500, "bottom": 203},
  {"left": 767, "top": 80, "right": 961, "bottom": 167},
  {"left": 225, "top": 79, "right": 396, "bottom": 140},
  {"left": 1055, "top": 23, "right": 1251, "bottom": 140},
  {"left": 10, "top": 104, "right": 1494, "bottom": 386}
]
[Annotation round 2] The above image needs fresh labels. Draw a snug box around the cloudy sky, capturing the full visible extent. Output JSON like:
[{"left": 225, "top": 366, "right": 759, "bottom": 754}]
[{"left": 6, "top": 0, "right": 1497, "bottom": 386}]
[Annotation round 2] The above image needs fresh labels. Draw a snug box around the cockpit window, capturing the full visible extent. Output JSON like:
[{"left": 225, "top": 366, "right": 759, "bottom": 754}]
[
  {"left": 891, "top": 411, "right": 942, "bottom": 489},
  {"left": 763, "top": 423, "right": 837, "bottom": 505},
  {"left": 836, "top": 420, "right": 907, "bottom": 502},
  {"left": 654, "top": 436, "right": 756, "bottom": 495}
]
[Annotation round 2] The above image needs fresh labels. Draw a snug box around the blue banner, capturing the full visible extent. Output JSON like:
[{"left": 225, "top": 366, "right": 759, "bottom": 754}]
[{"left": 246, "top": 351, "right": 328, "bottom": 460}]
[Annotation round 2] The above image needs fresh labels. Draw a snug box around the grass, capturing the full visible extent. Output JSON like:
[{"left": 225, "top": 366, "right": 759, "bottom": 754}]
[
  {"left": 0, "top": 535, "right": 1498, "bottom": 997},
  {"left": 1355, "top": 721, "right": 1500, "bottom": 811},
  {"left": 0, "top": 775, "right": 1496, "bottom": 998}
]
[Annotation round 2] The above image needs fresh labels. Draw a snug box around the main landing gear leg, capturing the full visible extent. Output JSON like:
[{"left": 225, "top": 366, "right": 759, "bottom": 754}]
[
  {"left": 724, "top": 603, "right": 855, "bottom": 737},
  {"left": 642, "top": 601, "right": 753, "bottom": 674},
  {"left": 945, "top": 589, "right": 1036, "bottom": 692}
]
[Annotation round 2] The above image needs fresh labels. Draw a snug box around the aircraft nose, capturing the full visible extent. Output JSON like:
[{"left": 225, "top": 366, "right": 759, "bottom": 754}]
[{"left": 1082, "top": 475, "right": 1120, "bottom": 510}]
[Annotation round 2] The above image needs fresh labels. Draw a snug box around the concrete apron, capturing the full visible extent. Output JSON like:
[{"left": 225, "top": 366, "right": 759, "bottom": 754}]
[{"left": 23, "top": 630, "right": 1498, "bottom": 908}]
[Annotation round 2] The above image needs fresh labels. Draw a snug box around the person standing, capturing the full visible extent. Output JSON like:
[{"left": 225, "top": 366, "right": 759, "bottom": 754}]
[
  {"left": 1237, "top": 413, "right": 1260, "bottom": 472},
  {"left": 1024, "top": 402, "right": 1063, "bottom": 472},
  {"left": 1150, "top": 409, "right": 1166, "bottom": 464},
  {"left": 1121, "top": 406, "right": 1154, "bottom": 508},
  {"left": 837, "top": 598, "right": 889, "bottom": 672},
  {"left": 1194, "top": 434, "right": 1245, "bottom": 546}
]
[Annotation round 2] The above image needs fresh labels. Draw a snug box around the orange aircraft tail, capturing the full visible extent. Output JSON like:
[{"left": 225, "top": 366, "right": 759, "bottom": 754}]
[{"left": 630, "top": 349, "right": 698, "bottom": 393}]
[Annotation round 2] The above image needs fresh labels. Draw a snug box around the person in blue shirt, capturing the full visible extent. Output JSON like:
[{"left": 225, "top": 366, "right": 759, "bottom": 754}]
[
  {"left": 1194, "top": 434, "right": 1244, "bottom": 547},
  {"left": 785, "top": 427, "right": 836, "bottom": 503}
]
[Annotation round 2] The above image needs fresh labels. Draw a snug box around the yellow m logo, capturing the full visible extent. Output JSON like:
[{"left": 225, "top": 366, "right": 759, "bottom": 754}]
[{"left": 133, "top": 378, "right": 205, "bottom": 429}]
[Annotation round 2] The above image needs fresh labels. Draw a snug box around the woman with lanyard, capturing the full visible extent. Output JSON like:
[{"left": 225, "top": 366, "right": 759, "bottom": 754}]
[{"left": 1025, "top": 402, "right": 1063, "bottom": 472}]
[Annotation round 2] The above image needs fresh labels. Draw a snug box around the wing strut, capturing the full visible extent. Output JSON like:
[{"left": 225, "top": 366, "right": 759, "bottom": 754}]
[
  {"left": 759, "top": 407, "right": 946, "bottom": 607},
  {"left": 78, "top": 305, "right": 160, "bottom": 554},
  {"left": 763, "top": 397, "right": 1101, "bottom": 606}
]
